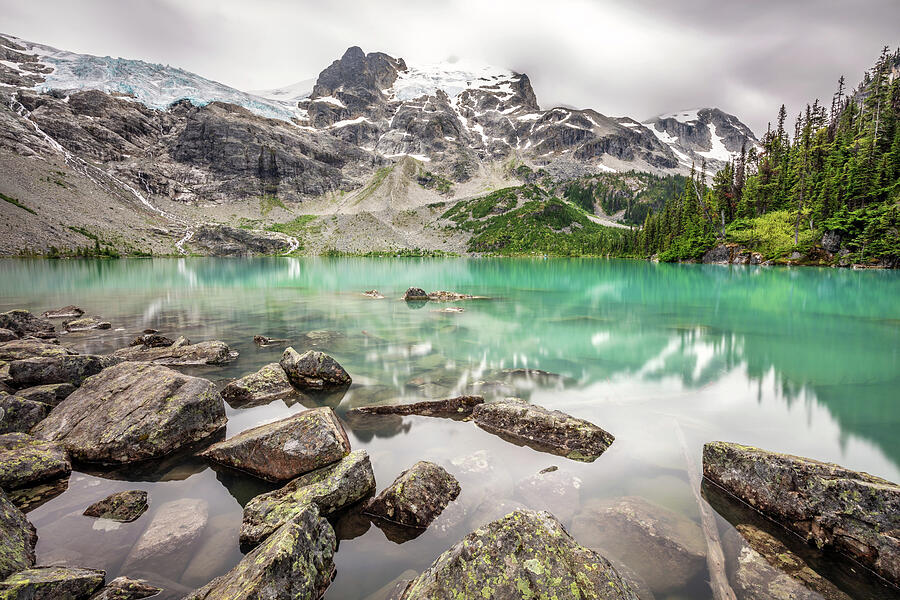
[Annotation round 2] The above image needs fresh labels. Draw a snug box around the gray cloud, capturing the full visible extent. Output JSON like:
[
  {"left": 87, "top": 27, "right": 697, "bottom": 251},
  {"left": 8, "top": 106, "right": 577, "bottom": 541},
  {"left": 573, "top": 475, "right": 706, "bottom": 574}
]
[{"left": 2, "top": 0, "right": 897, "bottom": 135}]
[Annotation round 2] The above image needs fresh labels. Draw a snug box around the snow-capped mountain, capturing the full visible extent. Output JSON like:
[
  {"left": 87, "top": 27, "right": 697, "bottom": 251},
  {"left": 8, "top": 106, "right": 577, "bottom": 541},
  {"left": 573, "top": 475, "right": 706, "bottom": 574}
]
[{"left": 642, "top": 108, "right": 758, "bottom": 170}]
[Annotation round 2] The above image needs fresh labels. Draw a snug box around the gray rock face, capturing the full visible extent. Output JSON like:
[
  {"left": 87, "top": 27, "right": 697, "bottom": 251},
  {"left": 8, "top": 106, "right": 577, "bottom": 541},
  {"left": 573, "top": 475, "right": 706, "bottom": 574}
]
[
  {"left": 703, "top": 441, "right": 900, "bottom": 587},
  {"left": 395, "top": 509, "right": 640, "bottom": 600},
  {"left": 0, "top": 393, "right": 49, "bottom": 434},
  {"left": 13, "top": 383, "right": 76, "bottom": 407},
  {"left": 0, "top": 565, "right": 105, "bottom": 599},
  {"left": 0, "top": 339, "right": 74, "bottom": 362},
  {"left": 83, "top": 490, "right": 148, "bottom": 523},
  {"left": 9, "top": 355, "right": 107, "bottom": 387},
  {"left": 111, "top": 340, "right": 235, "bottom": 365},
  {"left": 185, "top": 504, "right": 336, "bottom": 600},
  {"left": 190, "top": 225, "right": 293, "bottom": 256},
  {"left": 32, "top": 362, "right": 227, "bottom": 464},
  {"left": 345, "top": 395, "right": 484, "bottom": 419},
  {"left": 702, "top": 243, "right": 763, "bottom": 265},
  {"left": 202, "top": 406, "right": 350, "bottom": 482},
  {"left": 472, "top": 398, "right": 615, "bottom": 462},
  {"left": 221, "top": 362, "right": 297, "bottom": 407},
  {"left": 88, "top": 576, "right": 161, "bottom": 600},
  {"left": 572, "top": 496, "right": 706, "bottom": 593},
  {"left": 0, "top": 433, "right": 71, "bottom": 491},
  {"left": 42, "top": 306, "right": 84, "bottom": 319},
  {"left": 279, "top": 348, "right": 351, "bottom": 390},
  {"left": 0, "top": 310, "right": 55, "bottom": 339},
  {"left": 821, "top": 230, "right": 842, "bottom": 253},
  {"left": 364, "top": 461, "right": 460, "bottom": 528},
  {"left": 0, "top": 487, "right": 36, "bottom": 579},
  {"left": 241, "top": 449, "right": 376, "bottom": 547},
  {"left": 642, "top": 107, "right": 757, "bottom": 170}
]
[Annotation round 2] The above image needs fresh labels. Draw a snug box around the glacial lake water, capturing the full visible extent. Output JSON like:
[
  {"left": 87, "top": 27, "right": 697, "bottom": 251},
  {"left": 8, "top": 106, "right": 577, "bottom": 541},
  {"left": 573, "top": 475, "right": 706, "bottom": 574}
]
[{"left": 1, "top": 257, "right": 899, "bottom": 599}]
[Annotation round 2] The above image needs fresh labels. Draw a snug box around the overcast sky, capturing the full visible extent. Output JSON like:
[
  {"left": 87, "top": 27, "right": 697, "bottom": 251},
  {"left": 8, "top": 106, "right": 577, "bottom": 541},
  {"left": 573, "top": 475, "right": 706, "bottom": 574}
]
[{"left": 3, "top": 0, "right": 898, "bottom": 135}]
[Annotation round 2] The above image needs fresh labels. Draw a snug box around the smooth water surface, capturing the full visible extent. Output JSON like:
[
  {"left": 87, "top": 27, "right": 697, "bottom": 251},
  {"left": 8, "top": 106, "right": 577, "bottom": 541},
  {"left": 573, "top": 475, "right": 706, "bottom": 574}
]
[{"left": 1, "top": 258, "right": 898, "bottom": 599}]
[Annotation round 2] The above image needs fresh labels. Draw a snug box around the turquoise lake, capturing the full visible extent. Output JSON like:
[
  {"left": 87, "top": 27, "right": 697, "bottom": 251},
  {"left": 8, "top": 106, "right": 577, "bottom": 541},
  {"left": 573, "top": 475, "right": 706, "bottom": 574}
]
[{"left": 1, "top": 257, "right": 898, "bottom": 599}]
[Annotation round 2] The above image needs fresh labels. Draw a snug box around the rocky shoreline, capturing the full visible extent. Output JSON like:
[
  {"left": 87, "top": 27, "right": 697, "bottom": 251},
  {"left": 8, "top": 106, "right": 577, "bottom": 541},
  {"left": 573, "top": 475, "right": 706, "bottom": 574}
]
[{"left": 0, "top": 305, "right": 898, "bottom": 599}]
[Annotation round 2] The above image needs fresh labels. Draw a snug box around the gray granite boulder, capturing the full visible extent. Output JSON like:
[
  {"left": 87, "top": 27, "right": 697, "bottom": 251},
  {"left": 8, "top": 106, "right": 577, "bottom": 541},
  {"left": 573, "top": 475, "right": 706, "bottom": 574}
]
[
  {"left": 0, "top": 393, "right": 49, "bottom": 434},
  {"left": 0, "top": 565, "right": 105, "bottom": 598},
  {"left": 83, "top": 490, "right": 149, "bottom": 523},
  {"left": 0, "top": 487, "right": 36, "bottom": 579},
  {"left": 364, "top": 461, "right": 459, "bottom": 529},
  {"left": 221, "top": 362, "right": 298, "bottom": 407},
  {"left": 111, "top": 340, "right": 235, "bottom": 365},
  {"left": 0, "top": 433, "right": 71, "bottom": 491},
  {"left": 9, "top": 354, "right": 108, "bottom": 387},
  {"left": 279, "top": 348, "right": 351, "bottom": 390}
]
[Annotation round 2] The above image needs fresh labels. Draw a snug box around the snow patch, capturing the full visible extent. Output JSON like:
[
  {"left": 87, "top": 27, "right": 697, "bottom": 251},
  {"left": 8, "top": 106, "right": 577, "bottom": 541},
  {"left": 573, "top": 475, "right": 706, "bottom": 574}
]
[
  {"left": 659, "top": 109, "right": 701, "bottom": 123},
  {"left": 697, "top": 123, "right": 734, "bottom": 162},
  {"left": 391, "top": 60, "right": 517, "bottom": 101}
]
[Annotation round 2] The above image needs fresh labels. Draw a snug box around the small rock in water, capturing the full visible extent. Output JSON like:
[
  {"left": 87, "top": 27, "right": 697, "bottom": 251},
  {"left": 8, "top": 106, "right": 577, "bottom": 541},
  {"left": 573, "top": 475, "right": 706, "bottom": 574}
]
[
  {"left": 83, "top": 490, "right": 149, "bottom": 522},
  {"left": 402, "top": 287, "right": 429, "bottom": 301},
  {"left": 89, "top": 576, "right": 162, "bottom": 600},
  {"left": 129, "top": 333, "right": 174, "bottom": 348},
  {"left": 280, "top": 347, "right": 351, "bottom": 390},
  {"left": 253, "top": 334, "right": 288, "bottom": 347},
  {"left": 0, "top": 565, "right": 105, "bottom": 598},
  {"left": 364, "top": 461, "right": 460, "bottom": 529},
  {"left": 427, "top": 291, "right": 479, "bottom": 301},
  {"left": 42, "top": 305, "right": 84, "bottom": 319},
  {"left": 362, "top": 290, "right": 385, "bottom": 299},
  {"left": 432, "top": 306, "right": 464, "bottom": 313},
  {"left": 221, "top": 362, "right": 297, "bottom": 407},
  {"left": 64, "top": 316, "right": 111, "bottom": 332},
  {"left": 345, "top": 395, "right": 484, "bottom": 419}
]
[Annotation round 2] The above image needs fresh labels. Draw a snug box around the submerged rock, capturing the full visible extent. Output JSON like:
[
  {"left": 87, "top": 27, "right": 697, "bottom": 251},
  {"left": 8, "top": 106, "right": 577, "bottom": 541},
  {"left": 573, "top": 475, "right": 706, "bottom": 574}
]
[
  {"left": 364, "top": 461, "right": 460, "bottom": 529},
  {"left": 0, "top": 393, "right": 49, "bottom": 434},
  {"left": 202, "top": 406, "right": 350, "bottom": 482},
  {"left": 0, "top": 487, "right": 36, "bottom": 579},
  {"left": 572, "top": 496, "right": 706, "bottom": 593},
  {"left": 362, "top": 290, "right": 385, "bottom": 299},
  {"left": 124, "top": 497, "right": 208, "bottom": 568},
  {"left": 64, "top": 316, "right": 112, "bottom": 332},
  {"left": 14, "top": 382, "right": 76, "bottom": 407},
  {"left": 111, "top": 340, "right": 235, "bottom": 365},
  {"left": 0, "top": 338, "right": 74, "bottom": 361},
  {"left": 472, "top": 398, "right": 615, "bottom": 462},
  {"left": 32, "top": 362, "right": 226, "bottom": 464},
  {"left": 346, "top": 395, "right": 484, "bottom": 419},
  {"left": 0, "top": 433, "right": 71, "bottom": 491},
  {"left": 427, "top": 290, "right": 480, "bottom": 301},
  {"left": 280, "top": 347, "right": 351, "bottom": 390},
  {"left": 88, "top": 576, "right": 161, "bottom": 600},
  {"left": 83, "top": 490, "right": 149, "bottom": 523},
  {"left": 515, "top": 468, "right": 582, "bottom": 523},
  {"left": 9, "top": 354, "right": 108, "bottom": 387},
  {"left": 128, "top": 333, "right": 174, "bottom": 348},
  {"left": 0, "top": 310, "right": 55, "bottom": 339},
  {"left": 402, "top": 287, "right": 428, "bottom": 301},
  {"left": 702, "top": 441, "right": 900, "bottom": 587},
  {"left": 184, "top": 504, "right": 336, "bottom": 600},
  {"left": 394, "top": 509, "right": 640, "bottom": 599},
  {"left": 221, "top": 362, "right": 297, "bottom": 407},
  {"left": 0, "top": 565, "right": 105, "bottom": 598},
  {"left": 241, "top": 449, "right": 375, "bottom": 546},
  {"left": 42, "top": 306, "right": 84, "bottom": 319}
]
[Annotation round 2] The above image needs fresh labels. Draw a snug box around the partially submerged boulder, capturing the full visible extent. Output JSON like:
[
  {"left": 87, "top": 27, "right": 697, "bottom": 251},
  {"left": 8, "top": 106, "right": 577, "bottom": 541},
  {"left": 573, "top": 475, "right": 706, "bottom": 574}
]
[
  {"left": 42, "top": 306, "right": 84, "bottom": 319},
  {"left": 0, "top": 310, "right": 55, "bottom": 339},
  {"left": 702, "top": 441, "right": 900, "bottom": 587},
  {"left": 32, "top": 362, "right": 227, "bottom": 464},
  {"left": 201, "top": 407, "right": 349, "bottom": 482},
  {"left": 128, "top": 333, "right": 174, "bottom": 348},
  {"left": 14, "top": 382, "right": 76, "bottom": 406},
  {"left": 0, "top": 339, "right": 74, "bottom": 361},
  {"left": 346, "top": 395, "right": 484, "bottom": 419},
  {"left": 184, "top": 504, "right": 336, "bottom": 600},
  {"left": 111, "top": 340, "right": 235, "bottom": 365},
  {"left": 515, "top": 468, "right": 582, "bottom": 523},
  {"left": 124, "top": 498, "right": 208, "bottom": 568},
  {"left": 9, "top": 354, "right": 108, "bottom": 387},
  {"left": 0, "top": 487, "right": 36, "bottom": 579},
  {"left": 83, "top": 490, "right": 149, "bottom": 523},
  {"left": 394, "top": 509, "right": 640, "bottom": 599},
  {"left": 472, "top": 398, "right": 615, "bottom": 462},
  {"left": 402, "top": 287, "right": 428, "bottom": 301},
  {"left": 572, "top": 496, "right": 706, "bottom": 593},
  {"left": 253, "top": 335, "right": 287, "bottom": 347},
  {"left": 0, "top": 565, "right": 105, "bottom": 598},
  {"left": 280, "top": 348, "right": 351, "bottom": 390},
  {"left": 221, "top": 362, "right": 297, "bottom": 407},
  {"left": 241, "top": 449, "right": 375, "bottom": 546},
  {"left": 64, "top": 317, "right": 112, "bottom": 332},
  {"left": 88, "top": 576, "right": 161, "bottom": 600},
  {"left": 0, "top": 433, "right": 71, "bottom": 491},
  {"left": 0, "top": 393, "right": 49, "bottom": 434},
  {"left": 363, "top": 461, "right": 460, "bottom": 529}
]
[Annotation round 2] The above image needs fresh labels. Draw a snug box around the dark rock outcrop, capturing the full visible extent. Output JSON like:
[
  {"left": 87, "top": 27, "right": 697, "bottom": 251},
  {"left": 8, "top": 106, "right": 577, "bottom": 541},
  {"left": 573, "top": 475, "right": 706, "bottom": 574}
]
[
  {"left": 402, "top": 287, "right": 428, "bottom": 301},
  {"left": 13, "top": 382, "right": 76, "bottom": 406},
  {"left": 279, "top": 348, "right": 351, "bottom": 390},
  {"left": 0, "top": 393, "right": 49, "bottom": 434},
  {"left": 345, "top": 395, "right": 483, "bottom": 419},
  {"left": 9, "top": 354, "right": 108, "bottom": 387},
  {"left": 0, "top": 433, "right": 71, "bottom": 491},
  {"left": 702, "top": 243, "right": 763, "bottom": 266},
  {"left": 0, "top": 565, "right": 105, "bottom": 598},
  {"left": 241, "top": 449, "right": 375, "bottom": 546},
  {"left": 32, "top": 362, "right": 226, "bottom": 464},
  {"left": 201, "top": 406, "right": 350, "bottom": 482},
  {"left": 702, "top": 441, "right": 900, "bottom": 587},
  {"left": 128, "top": 333, "right": 174, "bottom": 348},
  {"left": 0, "top": 339, "right": 74, "bottom": 361},
  {"left": 83, "top": 490, "right": 148, "bottom": 522},
  {"left": 221, "top": 362, "right": 297, "bottom": 407},
  {"left": 190, "top": 225, "right": 293, "bottom": 256},
  {"left": 0, "top": 487, "right": 36, "bottom": 579},
  {"left": 393, "top": 509, "right": 640, "bottom": 599},
  {"left": 111, "top": 340, "right": 235, "bottom": 365},
  {"left": 0, "top": 310, "right": 55, "bottom": 339},
  {"left": 363, "top": 461, "right": 460, "bottom": 529},
  {"left": 472, "top": 398, "right": 614, "bottom": 461}
]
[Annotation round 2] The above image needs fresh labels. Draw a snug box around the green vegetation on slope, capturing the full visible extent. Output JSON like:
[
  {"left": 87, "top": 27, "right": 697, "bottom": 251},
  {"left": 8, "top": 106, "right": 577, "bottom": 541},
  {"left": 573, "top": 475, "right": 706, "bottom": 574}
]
[
  {"left": 561, "top": 172, "right": 688, "bottom": 226},
  {"left": 0, "top": 192, "right": 36, "bottom": 215}
]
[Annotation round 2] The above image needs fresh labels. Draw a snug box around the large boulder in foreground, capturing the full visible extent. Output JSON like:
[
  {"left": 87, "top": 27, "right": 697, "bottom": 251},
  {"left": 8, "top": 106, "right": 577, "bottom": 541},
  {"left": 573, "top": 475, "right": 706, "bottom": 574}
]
[
  {"left": 280, "top": 347, "right": 351, "bottom": 390},
  {"left": 32, "top": 362, "right": 227, "bottom": 464},
  {"left": 241, "top": 449, "right": 375, "bottom": 547},
  {"left": 394, "top": 509, "right": 640, "bottom": 600},
  {"left": 702, "top": 441, "right": 900, "bottom": 587},
  {"left": 201, "top": 406, "right": 349, "bottom": 482},
  {"left": 0, "top": 488, "right": 36, "bottom": 579},
  {"left": 472, "top": 398, "right": 614, "bottom": 462},
  {"left": 9, "top": 354, "right": 109, "bottom": 387},
  {"left": 0, "top": 565, "right": 105, "bottom": 598},
  {"left": 0, "top": 433, "right": 71, "bottom": 491},
  {"left": 111, "top": 340, "right": 235, "bottom": 365},
  {"left": 0, "top": 310, "right": 55, "bottom": 339},
  {"left": 221, "top": 362, "right": 298, "bottom": 407},
  {"left": 346, "top": 395, "right": 484, "bottom": 419},
  {"left": 0, "top": 339, "right": 73, "bottom": 361},
  {"left": 0, "top": 393, "right": 49, "bottom": 434},
  {"left": 364, "top": 461, "right": 460, "bottom": 529},
  {"left": 185, "top": 504, "right": 336, "bottom": 600}
]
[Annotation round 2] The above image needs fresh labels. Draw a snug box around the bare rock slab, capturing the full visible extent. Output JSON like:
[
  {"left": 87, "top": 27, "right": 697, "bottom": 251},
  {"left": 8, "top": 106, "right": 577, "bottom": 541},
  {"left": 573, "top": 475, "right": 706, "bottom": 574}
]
[
  {"left": 0, "top": 433, "right": 71, "bottom": 492},
  {"left": 241, "top": 449, "right": 375, "bottom": 547},
  {"left": 88, "top": 576, "right": 161, "bottom": 600},
  {"left": 472, "top": 398, "right": 614, "bottom": 462},
  {"left": 0, "top": 339, "right": 74, "bottom": 361},
  {"left": 346, "top": 395, "right": 484, "bottom": 419},
  {"left": 83, "top": 490, "right": 148, "bottom": 523},
  {"left": 702, "top": 440, "right": 900, "bottom": 587},
  {"left": 221, "top": 362, "right": 297, "bottom": 407},
  {"left": 395, "top": 509, "right": 640, "bottom": 600},
  {"left": 184, "top": 504, "right": 336, "bottom": 600},
  {"left": 32, "top": 362, "right": 226, "bottom": 464},
  {"left": 9, "top": 355, "right": 108, "bottom": 387},
  {"left": 364, "top": 461, "right": 460, "bottom": 529},
  {"left": 201, "top": 406, "right": 349, "bottom": 482},
  {"left": 0, "top": 565, "right": 105, "bottom": 599},
  {"left": 280, "top": 347, "right": 351, "bottom": 390},
  {"left": 0, "top": 393, "right": 49, "bottom": 434},
  {"left": 0, "top": 488, "right": 36, "bottom": 579},
  {"left": 111, "top": 340, "right": 235, "bottom": 365}
]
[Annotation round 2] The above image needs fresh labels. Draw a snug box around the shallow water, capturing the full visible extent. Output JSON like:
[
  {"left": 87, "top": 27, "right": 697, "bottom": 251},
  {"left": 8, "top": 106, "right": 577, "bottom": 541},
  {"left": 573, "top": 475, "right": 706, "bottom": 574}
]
[{"left": 1, "top": 257, "right": 899, "bottom": 599}]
